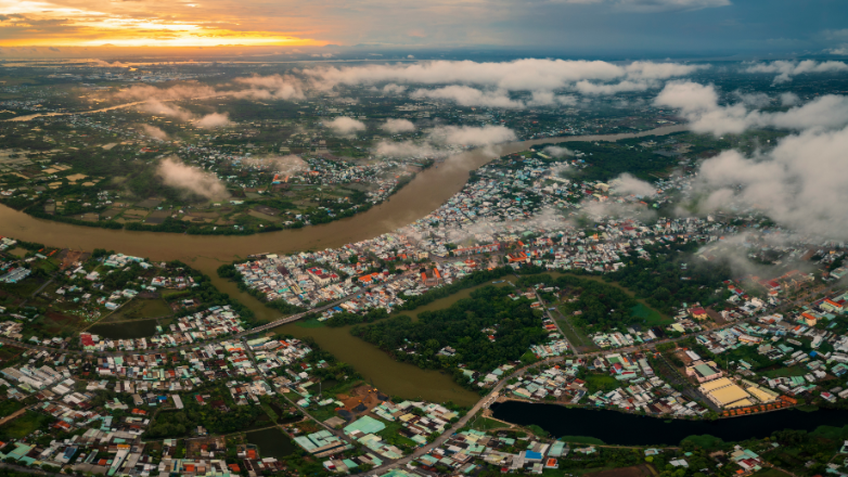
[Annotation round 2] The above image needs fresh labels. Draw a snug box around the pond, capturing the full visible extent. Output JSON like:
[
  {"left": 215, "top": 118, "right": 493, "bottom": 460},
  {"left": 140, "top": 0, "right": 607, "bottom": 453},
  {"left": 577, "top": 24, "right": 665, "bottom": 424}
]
[
  {"left": 491, "top": 401, "right": 848, "bottom": 446},
  {"left": 246, "top": 427, "right": 298, "bottom": 459}
]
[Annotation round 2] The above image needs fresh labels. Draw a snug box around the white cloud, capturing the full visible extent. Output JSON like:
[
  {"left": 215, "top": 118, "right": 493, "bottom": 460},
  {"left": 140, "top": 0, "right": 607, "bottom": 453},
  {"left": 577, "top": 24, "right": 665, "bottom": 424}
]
[
  {"left": 410, "top": 85, "right": 524, "bottom": 109},
  {"left": 654, "top": 81, "right": 848, "bottom": 135},
  {"left": 157, "top": 157, "right": 229, "bottom": 200},
  {"left": 380, "top": 118, "right": 416, "bottom": 133},
  {"left": 744, "top": 60, "right": 848, "bottom": 84},
  {"left": 325, "top": 116, "right": 366, "bottom": 136},
  {"left": 140, "top": 124, "right": 168, "bottom": 141},
  {"left": 139, "top": 100, "right": 194, "bottom": 122},
  {"left": 779, "top": 92, "right": 800, "bottom": 107},
  {"left": 543, "top": 145, "right": 574, "bottom": 158},
  {"left": 574, "top": 79, "right": 651, "bottom": 95},
  {"left": 233, "top": 74, "right": 306, "bottom": 100},
  {"left": 374, "top": 140, "right": 438, "bottom": 158},
  {"left": 195, "top": 112, "right": 232, "bottom": 129},
  {"left": 305, "top": 59, "right": 706, "bottom": 96},
  {"left": 612, "top": 173, "right": 657, "bottom": 196},
  {"left": 427, "top": 125, "right": 517, "bottom": 146},
  {"left": 693, "top": 125, "right": 848, "bottom": 238}
]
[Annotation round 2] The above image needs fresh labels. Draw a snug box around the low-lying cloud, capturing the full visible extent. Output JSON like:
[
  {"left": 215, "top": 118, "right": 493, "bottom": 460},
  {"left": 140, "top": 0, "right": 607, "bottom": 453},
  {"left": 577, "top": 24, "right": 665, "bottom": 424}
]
[
  {"left": 194, "top": 112, "right": 232, "bottom": 129},
  {"left": 654, "top": 81, "right": 848, "bottom": 135},
  {"left": 157, "top": 157, "right": 229, "bottom": 200},
  {"left": 325, "top": 116, "right": 366, "bottom": 136},
  {"left": 410, "top": 86, "right": 524, "bottom": 109},
  {"left": 381, "top": 118, "right": 416, "bottom": 133},
  {"left": 140, "top": 124, "right": 168, "bottom": 141},
  {"left": 233, "top": 74, "right": 306, "bottom": 100},
  {"left": 744, "top": 60, "right": 848, "bottom": 85},
  {"left": 691, "top": 125, "right": 848, "bottom": 238},
  {"left": 427, "top": 125, "right": 517, "bottom": 146}
]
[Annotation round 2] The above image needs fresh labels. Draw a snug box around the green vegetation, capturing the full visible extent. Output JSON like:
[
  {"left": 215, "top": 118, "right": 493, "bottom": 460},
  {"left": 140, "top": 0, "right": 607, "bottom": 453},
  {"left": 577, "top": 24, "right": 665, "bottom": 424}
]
[
  {"left": 557, "top": 435, "right": 606, "bottom": 445},
  {"left": 352, "top": 285, "right": 548, "bottom": 390},
  {"left": 606, "top": 243, "right": 732, "bottom": 315},
  {"left": 0, "top": 411, "right": 51, "bottom": 441},
  {"left": 583, "top": 374, "right": 620, "bottom": 393},
  {"left": 0, "top": 400, "right": 23, "bottom": 419},
  {"left": 680, "top": 434, "right": 725, "bottom": 450}
]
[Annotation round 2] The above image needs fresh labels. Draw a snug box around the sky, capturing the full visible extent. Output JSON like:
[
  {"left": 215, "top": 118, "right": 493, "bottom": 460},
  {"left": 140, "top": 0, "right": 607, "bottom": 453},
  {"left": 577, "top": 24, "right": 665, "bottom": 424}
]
[{"left": 1, "top": 0, "right": 848, "bottom": 56}]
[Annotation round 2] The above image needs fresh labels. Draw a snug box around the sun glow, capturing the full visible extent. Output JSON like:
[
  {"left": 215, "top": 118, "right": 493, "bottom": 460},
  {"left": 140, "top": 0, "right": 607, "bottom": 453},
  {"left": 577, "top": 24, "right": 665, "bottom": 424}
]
[{"left": 0, "top": 0, "right": 327, "bottom": 48}]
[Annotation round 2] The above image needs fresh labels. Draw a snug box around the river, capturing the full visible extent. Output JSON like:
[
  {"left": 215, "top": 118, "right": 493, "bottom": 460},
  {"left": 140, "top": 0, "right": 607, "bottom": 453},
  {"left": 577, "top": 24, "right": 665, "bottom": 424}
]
[
  {"left": 0, "top": 124, "right": 687, "bottom": 277},
  {"left": 492, "top": 401, "right": 848, "bottom": 445},
  {"left": 0, "top": 124, "right": 686, "bottom": 403}
]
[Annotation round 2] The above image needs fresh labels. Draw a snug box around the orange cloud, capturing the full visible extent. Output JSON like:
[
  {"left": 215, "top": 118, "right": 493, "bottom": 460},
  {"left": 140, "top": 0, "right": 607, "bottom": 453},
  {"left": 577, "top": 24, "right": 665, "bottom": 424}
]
[{"left": 0, "top": 0, "right": 327, "bottom": 47}]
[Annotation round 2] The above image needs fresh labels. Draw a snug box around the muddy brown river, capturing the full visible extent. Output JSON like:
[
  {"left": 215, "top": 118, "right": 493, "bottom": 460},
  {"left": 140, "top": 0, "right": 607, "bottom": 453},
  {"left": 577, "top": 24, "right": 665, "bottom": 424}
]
[{"left": 0, "top": 124, "right": 686, "bottom": 404}]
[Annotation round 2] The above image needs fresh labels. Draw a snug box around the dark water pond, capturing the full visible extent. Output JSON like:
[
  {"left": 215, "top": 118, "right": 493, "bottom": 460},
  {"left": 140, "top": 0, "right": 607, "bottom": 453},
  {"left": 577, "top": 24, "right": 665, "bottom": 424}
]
[
  {"left": 88, "top": 319, "right": 158, "bottom": 339},
  {"left": 246, "top": 428, "right": 297, "bottom": 459},
  {"left": 491, "top": 401, "right": 848, "bottom": 446}
]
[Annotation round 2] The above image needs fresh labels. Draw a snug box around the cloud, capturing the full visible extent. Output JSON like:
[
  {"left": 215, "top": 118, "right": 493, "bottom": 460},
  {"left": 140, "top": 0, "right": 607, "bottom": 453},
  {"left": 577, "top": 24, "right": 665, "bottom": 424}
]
[
  {"left": 325, "top": 116, "right": 366, "bottom": 136},
  {"left": 115, "top": 83, "right": 217, "bottom": 102},
  {"left": 654, "top": 81, "right": 848, "bottom": 135},
  {"left": 306, "top": 59, "right": 705, "bottom": 95},
  {"left": 139, "top": 100, "right": 194, "bottom": 122},
  {"left": 140, "top": 124, "right": 168, "bottom": 141},
  {"left": 243, "top": 155, "right": 307, "bottom": 175},
  {"left": 560, "top": 0, "right": 730, "bottom": 12},
  {"left": 691, "top": 125, "right": 848, "bottom": 238},
  {"left": 157, "top": 157, "right": 229, "bottom": 200},
  {"left": 382, "top": 84, "right": 407, "bottom": 95},
  {"left": 733, "top": 91, "right": 772, "bottom": 108},
  {"left": 427, "top": 125, "right": 516, "bottom": 146},
  {"left": 574, "top": 79, "right": 651, "bottom": 95},
  {"left": 232, "top": 74, "right": 306, "bottom": 100},
  {"left": 779, "top": 92, "right": 800, "bottom": 107},
  {"left": 543, "top": 145, "right": 574, "bottom": 158},
  {"left": 374, "top": 140, "right": 439, "bottom": 158},
  {"left": 195, "top": 112, "right": 232, "bottom": 129},
  {"left": 611, "top": 173, "right": 656, "bottom": 196},
  {"left": 380, "top": 118, "right": 416, "bottom": 133},
  {"left": 744, "top": 60, "right": 848, "bottom": 85},
  {"left": 580, "top": 200, "right": 657, "bottom": 222},
  {"left": 410, "top": 85, "right": 525, "bottom": 109}
]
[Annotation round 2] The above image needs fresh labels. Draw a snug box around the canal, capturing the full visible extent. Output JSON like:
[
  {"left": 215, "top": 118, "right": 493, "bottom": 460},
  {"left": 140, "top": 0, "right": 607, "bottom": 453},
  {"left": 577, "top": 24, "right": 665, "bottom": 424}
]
[{"left": 491, "top": 401, "right": 848, "bottom": 445}]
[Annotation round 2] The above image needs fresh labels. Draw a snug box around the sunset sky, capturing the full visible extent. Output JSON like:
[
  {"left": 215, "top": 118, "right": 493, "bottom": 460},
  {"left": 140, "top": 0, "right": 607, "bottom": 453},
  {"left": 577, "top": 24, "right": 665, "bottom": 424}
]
[{"left": 1, "top": 0, "right": 848, "bottom": 55}]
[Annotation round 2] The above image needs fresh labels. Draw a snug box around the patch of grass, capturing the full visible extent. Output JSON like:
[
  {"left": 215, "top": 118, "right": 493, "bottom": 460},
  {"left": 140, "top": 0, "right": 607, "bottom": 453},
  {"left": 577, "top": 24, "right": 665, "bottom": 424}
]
[
  {"left": 585, "top": 374, "right": 620, "bottom": 393},
  {"left": 105, "top": 298, "right": 172, "bottom": 322},
  {"left": 527, "top": 424, "right": 550, "bottom": 438},
  {"left": 0, "top": 400, "right": 24, "bottom": 418},
  {"left": 761, "top": 366, "right": 806, "bottom": 378},
  {"left": 751, "top": 468, "right": 793, "bottom": 477},
  {"left": 0, "top": 410, "right": 51, "bottom": 440},
  {"left": 377, "top": 420, "right": 419, "bottom": 450},
  {"left": 296, "top": 317, "right": 326, "bottom": 328},
  {"left": 681, "top": 434, "right": 725, "bottom": 450},
  {"left": 468, "top": 415, "right": 506, "bottom": 432},
  {"left": 558, "top": 435, "right": 605, "bottom": 445},
  {"left": 631, "top": 303, "right": 672, "bottom": 327}
]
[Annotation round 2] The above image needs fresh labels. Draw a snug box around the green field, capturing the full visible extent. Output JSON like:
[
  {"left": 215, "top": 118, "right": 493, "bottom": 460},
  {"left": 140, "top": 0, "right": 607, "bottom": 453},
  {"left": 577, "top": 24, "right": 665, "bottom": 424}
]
[
  {"left": 103, "top": 298, "right": 172, "bottom": 322},
  {"left": 558, "top": 435, "right": 606, "bottom": 445},
  {"left": 0, "top": 410, "right": 51, "bottom": 440},
  {"left": 761, "top": 365, "right": 806, "bottom": 378},
  {"left": 751, "top": 468, "right": 793, "bottom": 477},
  {"left": 631, "top": 303, "right": 673, "bottom": 327},
  {"left": 585, "top": 374, "right": 620, "bottom": 393}
]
